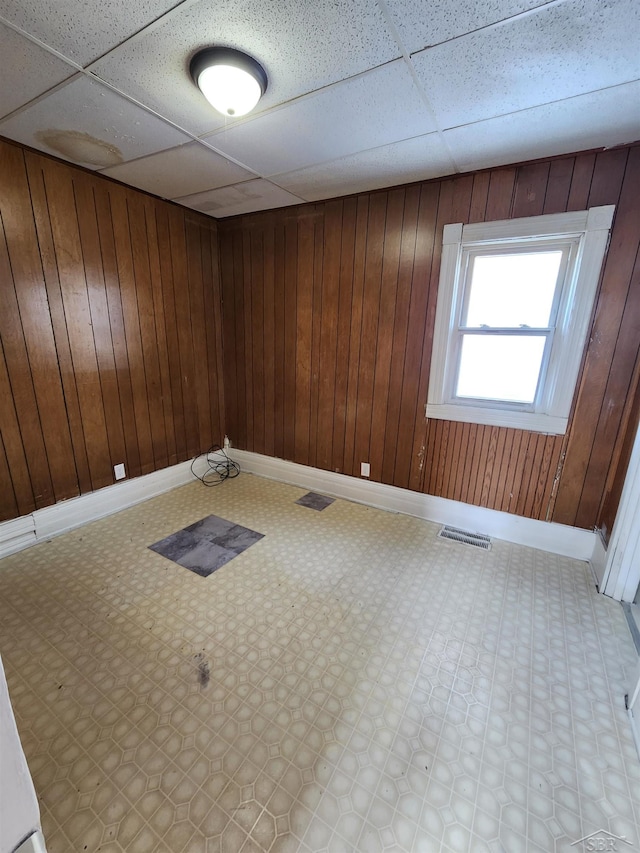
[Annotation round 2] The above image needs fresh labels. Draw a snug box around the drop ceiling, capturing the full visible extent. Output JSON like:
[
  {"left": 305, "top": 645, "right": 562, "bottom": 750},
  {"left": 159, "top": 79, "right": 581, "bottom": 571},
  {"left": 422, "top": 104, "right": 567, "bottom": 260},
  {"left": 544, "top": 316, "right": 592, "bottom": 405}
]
[{"left": 0, "top": 0, "right": 638, "bottom": 218}]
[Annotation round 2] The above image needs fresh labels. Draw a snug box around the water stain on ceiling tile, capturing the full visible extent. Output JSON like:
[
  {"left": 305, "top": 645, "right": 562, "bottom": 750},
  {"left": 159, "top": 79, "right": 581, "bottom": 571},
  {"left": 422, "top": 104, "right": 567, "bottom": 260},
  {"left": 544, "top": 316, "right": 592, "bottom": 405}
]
[{"left": 36, "top": 129, "right": 123, "bottom": 167}]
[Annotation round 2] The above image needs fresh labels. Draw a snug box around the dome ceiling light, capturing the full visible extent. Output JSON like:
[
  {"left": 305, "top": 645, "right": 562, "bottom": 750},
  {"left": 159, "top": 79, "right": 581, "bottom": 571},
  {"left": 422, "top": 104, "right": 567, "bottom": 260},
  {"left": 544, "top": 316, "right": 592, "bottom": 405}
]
[{"left": 190, "top": 47, "right": 268, "bottom": 118}]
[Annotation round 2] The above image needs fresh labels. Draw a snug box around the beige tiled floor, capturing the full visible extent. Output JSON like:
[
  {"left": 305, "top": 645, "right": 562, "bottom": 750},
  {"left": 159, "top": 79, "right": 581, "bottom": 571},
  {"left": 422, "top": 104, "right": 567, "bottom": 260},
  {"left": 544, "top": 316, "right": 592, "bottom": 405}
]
[{"left": 1, "top": 474, "right": 639, "bottom": 852}]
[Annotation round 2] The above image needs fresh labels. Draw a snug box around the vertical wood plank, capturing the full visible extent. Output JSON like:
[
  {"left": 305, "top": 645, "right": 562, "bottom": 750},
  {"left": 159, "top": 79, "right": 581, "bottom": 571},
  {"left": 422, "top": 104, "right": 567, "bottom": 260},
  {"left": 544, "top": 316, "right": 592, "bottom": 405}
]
[
  {"left": 169, "top": 206, "right": 201, "bottom": 457},
  {"left": 444, "top": 422, "right": 462, "bottom": 499},
  {"left": 73, "top": 173, "right": 128, "bottom": 474},
  {"left": 110, "top": 185, "right": 156, "bottom": 473},
  {"left": 370, "top": 189, "right": 404, "bottom": 482},
  {"left": 587, "top": 149, "right": 629, "bottom": 207},
  {"left": 381, "top": 186, "right": 420, "bottom": 485},
  {"left": 460, "top": 423, "right": 480, "bottom": 504},
  {"left": 185, "top": 216, "right": 213, "bottom": 454},
  {"left": 127, "top": 192, "right": 168, "bottom": 467},
  {"left": 397, "top": 182, "right": 440, "bottom": 490},
  {"left": 422, "top": 419, "right": 436, "bottom": 495},
  {"left": 219, "top": 223, "right": 238, "bottom": 444},
  {"left": 343, "top": 195, "right": 369, "bottom": 476},
  {"left": 597, "top": 360, "right": 640, "bottom": 540},
  {"left": 487, "top": 428, "right": 510, "bottom": 510},
  {"left": 207, "top": 224, "right": 225, "bottom": 445},
  {"left": 353, "top": 192, "right": 387, "bottom": 475},
  {"left": 480, "top": 427, "right": 500, "bottom": 507},
  {"left": 469, "top": 426, "right": 488, "bottom": 506},
  {"left": 0, "top": 430, "right": 19, "bottom": 521},
  {"left": 485, "top": 168, "right": 516, "bottom": 220},
  {"left": 512, "top": 162, "right": 550, "bottom": 218},
  {"left": 41, "top": 161, "right": 113, "bottom": 488},
  {"left": 533, "top": 436, "right": 562, "bottom": 520},
  {"left": 309, "top": 209, "right": 325, "bottom": 467},
  {"left": 156, "top": 204, "right": 187, "bottom": 462},
  {"left": 225, "top": 225, "right": 243, "bottom": 444},
  {"left": 262, "top": 222, "right": 276, "bottom": 457},
  {"left": 0, "top": 223, "right": 53, "bottom": 509},
  {"left": 501, "top": 430, "right": 523, "bottom": 513},
  {"left": 273, "top": 221, "right": 286, "bottom": 461},
  {"left": 0, "top": 340, "right": 35, "bottom": 515},
  {"left": 520, "top": 434, "right": 544, "bottom": 518},
  {"left": 469, "top": 172, "right": 490, "bottom": 223},
  {"left": 294, "top": 214, "right": 314, "bottom": 465},
  {"left": 242, "top": 229, "right": 255, "bottom": 450},
  {"left": 566, "top": 153, "right": 596, "bottom": 211},
  {"left": 250, "top": 226, "right": 266, "bottom": 454},
  {"left": 145, "top": 198, "right": 178, "bottom": 464},
  {"left": 282, "top": 218, "right": 298, "bottom": 461},
  {"left": 332, "top": 197, "right": 357, "bottom": 474},
  {"left": 316, "top": 201, "right": 342, "bottom": 471},
  {"left": 542, "top": 157, "right": 575, "bottom": 214},
  {"left": 92, "top": 182, "right": 142, "bottom": 476},
  {"left": 512, "top": 433, "right": 533, "bottom": 515}
]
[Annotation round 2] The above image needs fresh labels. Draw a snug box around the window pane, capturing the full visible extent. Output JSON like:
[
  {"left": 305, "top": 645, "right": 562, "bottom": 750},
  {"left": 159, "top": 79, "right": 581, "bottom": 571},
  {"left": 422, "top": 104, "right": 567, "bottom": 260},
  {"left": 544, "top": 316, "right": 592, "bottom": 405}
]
[
  {"left": 455, "top": 334, "right": 546, "bottom": 403},
  {"left": 465, "top": 251, "right": 562, "bottom": 328}
]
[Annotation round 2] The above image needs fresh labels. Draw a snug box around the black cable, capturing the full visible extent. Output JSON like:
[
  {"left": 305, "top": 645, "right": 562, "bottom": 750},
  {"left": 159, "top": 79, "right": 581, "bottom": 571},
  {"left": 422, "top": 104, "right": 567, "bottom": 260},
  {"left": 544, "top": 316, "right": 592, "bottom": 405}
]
[{"left": 190, "top": 444, "right": 240, "bottom": 487}]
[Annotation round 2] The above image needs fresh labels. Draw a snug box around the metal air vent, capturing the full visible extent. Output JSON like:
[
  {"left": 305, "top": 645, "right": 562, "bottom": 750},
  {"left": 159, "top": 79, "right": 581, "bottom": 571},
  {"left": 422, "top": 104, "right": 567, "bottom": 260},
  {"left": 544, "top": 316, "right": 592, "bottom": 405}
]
[{"left": 438, "top": 525, "right": 491, "bottom": 550}]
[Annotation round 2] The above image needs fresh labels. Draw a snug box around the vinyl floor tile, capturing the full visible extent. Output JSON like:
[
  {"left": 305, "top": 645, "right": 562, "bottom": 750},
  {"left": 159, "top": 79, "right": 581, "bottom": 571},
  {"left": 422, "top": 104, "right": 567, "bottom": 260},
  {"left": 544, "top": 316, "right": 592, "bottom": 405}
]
[
  {"left": 295, "top": 493, "right": 335, "bottom": 511},
  {"left": 149, "top": 514, "right": 264, "bottom": 577},
  {"left": 0, "top": 474, "right": 638, "bottom": 852}
]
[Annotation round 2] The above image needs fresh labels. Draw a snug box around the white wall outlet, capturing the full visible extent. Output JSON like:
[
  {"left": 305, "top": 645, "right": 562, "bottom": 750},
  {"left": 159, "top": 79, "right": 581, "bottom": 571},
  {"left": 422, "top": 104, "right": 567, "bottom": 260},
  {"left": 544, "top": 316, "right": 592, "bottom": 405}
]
[
  {"left": 114, "top": 463, "right": 126, "bottom": 480},
  {"left": 360, "top": 462, "right": 370, "bottom": 478}
]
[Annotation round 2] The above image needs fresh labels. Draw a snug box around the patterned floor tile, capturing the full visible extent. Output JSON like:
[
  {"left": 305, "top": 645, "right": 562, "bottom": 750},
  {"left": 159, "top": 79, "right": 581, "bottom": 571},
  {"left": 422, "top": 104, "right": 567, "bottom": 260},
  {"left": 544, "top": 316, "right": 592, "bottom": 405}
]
[{"left": 0, "top": 473, "right": 638, "bottom": 852}]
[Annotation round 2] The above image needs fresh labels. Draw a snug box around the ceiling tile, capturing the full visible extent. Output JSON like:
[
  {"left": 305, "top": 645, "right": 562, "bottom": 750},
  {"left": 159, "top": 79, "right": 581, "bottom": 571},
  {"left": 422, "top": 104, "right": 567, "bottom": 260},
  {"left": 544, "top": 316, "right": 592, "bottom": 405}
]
[
  {"left": 202, "top": 60, "right": 437, "bottom": 176},
  {"left": 0, "top": 0, "right": 182, "bottom": 65},
  {"left": 384, "top": 0, "right": 554, "bottom": 53},
  {"left": 272, "top": 133, "right": 455, "bottom": 202},
  {"left": 0, "top": 22, "right": 75, "bottom": 119},
  {"left": 100, "top": 141, "right": 255, "bottom": 199},
  {"left": 175, "top": 179, "right": 304, "bottom": 218},
  {"left": 0, "top": 75, "right": 190, "bottom": 169},
  {"left": 90, "top": 0, "right": 400, "bottom": 137},
  {"left": 444, "top": 82, "right": 640, "bottom": 172},
  {"left": 411, "top": 0, "right": 640, "bottom": 128}
]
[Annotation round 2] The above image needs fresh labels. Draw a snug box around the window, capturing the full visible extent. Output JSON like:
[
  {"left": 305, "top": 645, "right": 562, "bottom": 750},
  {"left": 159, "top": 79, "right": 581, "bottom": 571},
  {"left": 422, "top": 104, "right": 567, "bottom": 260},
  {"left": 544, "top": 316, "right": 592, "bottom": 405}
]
[{"left": 426, "top": 206, "right": 615, "bottom": 434}]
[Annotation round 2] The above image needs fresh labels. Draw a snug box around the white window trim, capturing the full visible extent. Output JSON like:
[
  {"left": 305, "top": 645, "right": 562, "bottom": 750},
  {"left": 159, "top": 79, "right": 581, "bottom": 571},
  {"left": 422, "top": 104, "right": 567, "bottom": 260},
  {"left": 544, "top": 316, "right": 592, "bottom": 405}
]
[{"left": 426, "top": 205, "right": 615, "bottom": 435}]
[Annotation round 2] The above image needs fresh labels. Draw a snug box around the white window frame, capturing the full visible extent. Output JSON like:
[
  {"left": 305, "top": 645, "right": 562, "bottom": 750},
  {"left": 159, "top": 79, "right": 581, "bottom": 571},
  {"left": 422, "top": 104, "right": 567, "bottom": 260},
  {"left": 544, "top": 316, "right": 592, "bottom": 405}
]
[{"left": 426, "top": 205, "right": 615, "bottom": 435}]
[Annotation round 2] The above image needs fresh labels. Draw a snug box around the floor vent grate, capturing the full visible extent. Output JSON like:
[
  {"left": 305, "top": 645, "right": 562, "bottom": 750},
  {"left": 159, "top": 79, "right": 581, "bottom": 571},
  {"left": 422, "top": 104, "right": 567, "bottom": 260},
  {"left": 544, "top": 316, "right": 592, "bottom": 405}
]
[{"left": 438, "top": 525, "right": 492, "bottom": 550}]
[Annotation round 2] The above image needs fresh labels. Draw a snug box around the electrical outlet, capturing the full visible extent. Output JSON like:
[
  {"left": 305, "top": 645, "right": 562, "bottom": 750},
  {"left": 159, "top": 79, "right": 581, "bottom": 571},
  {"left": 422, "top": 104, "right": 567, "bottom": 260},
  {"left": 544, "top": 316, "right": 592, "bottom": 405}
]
[
  {"left": 114, "top": 463, "right": 126, "bottom": 480},
  {"left": 360, "top": 462, "right": 370, "bottom": 478}
]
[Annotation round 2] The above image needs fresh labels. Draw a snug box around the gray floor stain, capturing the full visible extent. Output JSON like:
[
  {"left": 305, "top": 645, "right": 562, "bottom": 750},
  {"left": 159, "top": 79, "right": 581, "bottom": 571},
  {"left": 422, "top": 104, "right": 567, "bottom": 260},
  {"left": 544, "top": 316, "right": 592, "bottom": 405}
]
[{"left": 195, "top": 652, "right": 210, "bottom": 687}]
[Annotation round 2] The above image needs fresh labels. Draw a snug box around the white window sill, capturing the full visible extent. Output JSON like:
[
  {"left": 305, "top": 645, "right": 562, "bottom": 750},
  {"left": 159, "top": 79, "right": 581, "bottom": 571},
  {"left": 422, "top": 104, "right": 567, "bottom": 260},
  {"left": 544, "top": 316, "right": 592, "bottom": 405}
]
[{"left": 425, "top": 402, "right": 567, "bottom": 435}]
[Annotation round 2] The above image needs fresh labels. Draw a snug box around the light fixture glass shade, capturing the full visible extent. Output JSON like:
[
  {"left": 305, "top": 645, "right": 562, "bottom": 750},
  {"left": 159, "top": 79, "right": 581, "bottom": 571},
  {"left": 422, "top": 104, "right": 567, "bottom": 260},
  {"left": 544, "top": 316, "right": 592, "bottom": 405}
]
[
  {"left": 190, "top": 47, "right": 267, "bottom": 118},
  {"left": 197, "top": 64, "right": 261, "bottom": 116}
]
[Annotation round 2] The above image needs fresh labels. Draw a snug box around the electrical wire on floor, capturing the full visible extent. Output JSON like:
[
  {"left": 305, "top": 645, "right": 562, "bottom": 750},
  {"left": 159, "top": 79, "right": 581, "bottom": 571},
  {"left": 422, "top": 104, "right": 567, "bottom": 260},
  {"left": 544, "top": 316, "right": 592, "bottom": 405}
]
[{"left": 191, "top": 444, "right": 240, "bottom": 486}]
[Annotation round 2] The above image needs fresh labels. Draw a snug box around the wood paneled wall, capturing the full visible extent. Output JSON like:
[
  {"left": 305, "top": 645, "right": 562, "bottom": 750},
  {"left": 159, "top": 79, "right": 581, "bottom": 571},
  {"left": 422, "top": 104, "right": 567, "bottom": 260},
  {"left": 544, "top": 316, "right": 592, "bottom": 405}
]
[
  {"left": 219, "top": 145, "right": 640, "bottom": 532},
  {"left": 2, "top": 136, "right": 637, "bottom": 534},
  {"left": 0, "top": 139, "right": 224, "bottom": 522}
]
